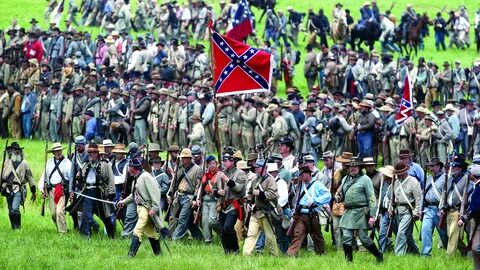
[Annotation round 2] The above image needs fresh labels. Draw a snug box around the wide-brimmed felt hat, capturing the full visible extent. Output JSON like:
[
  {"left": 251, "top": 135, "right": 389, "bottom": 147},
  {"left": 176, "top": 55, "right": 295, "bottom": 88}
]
[
  {"left": 398, "top": 149, "right": 412, "bottom": 159},
  {"left": 379, "top": 165, "right": 394, "bottom": 178},
  {"left": 247, "top": 152, "right": 258, "bottom": 161},
  {"left": 49, "top": 142, "right": 65, "bottom": 152},
  {"left": 112, "top": 144, "right": 127, "bottom": 154},
  {"left": 102, "top": 139, "right": 115, "bottom": 147},
  {"left": 299, "top": 165, "right": 312, "bottom": 174},
  {"left": 7, "top": 142, "right": 23, "bottom": 151},
  {"left": 426, "top": 157, "right": 444, "bottom": 167},
  {"left": 168, "top": 145, "right": 180, "bottom": 152},
  {"left": 149, "top": 143, "right": 161, "bottom": 152},
  {"left": 393, "top": 162, "right": 410, "bottom": 175},
  {"left": 362, "top": 157, "right": 375, "bottom": 165},
  {"left": 88, "top": 144, "right": 100, "bottom": 153},
  {"left": 237, "top": 160, "right": 250, "bottom": 170},
  {"left": 336, "top": 152, "right": 353, "bottom": 163},
  {"left": 349, "top": 157, "right": 363, "bottom": 167},
  {"left": 179, "top": 148, "right": 193, "bottom": 158}
]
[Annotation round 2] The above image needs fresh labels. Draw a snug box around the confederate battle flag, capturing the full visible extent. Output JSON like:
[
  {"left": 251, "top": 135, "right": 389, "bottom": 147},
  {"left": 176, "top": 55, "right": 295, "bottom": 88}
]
[
  {"left": 211, "top": 31, "right": 273, "bottom": 96},
  {"left": 395, "top": 73, "right": 413, "bottom": 124}
]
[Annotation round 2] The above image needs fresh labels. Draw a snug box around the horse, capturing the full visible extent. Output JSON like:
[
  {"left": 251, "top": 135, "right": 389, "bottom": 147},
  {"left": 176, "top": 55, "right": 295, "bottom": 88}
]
[
  {"left": 330, "top": 18, "right": 347, "bottom": 44},
  {"left": 396, "top": 13, "right": 431, "bottom": 57},
  {"left": 350, "top": 21, "right": 381, "bottom": 51},
  {"left": 249, "top": 0, "right": 276, "bottom": 22}
]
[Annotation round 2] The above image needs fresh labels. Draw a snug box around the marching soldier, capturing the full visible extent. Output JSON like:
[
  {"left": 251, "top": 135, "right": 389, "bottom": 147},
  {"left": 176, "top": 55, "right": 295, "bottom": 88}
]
[
  {"left": 230, "top": 97, "right": 243, "bottom": 151},
  {"left": 118, "top": 155, "right": 166, "bottom": 257},
  {"left": 267, "top": 106, "right": 288, "bottom": 153},
  {"left": 389, "top": 162, "right": 422, "bottom": 256},
  {"left": 243, "top": 158, "right": 279, "bottom": 256},
  {"left": 441, "top": 155, "right": 473, "bottom": 256},
  {"left": 68, "top": 136, "right": 89, "bottom": 230},
  {"left": 177, "top": 95, "right": 188, "bottom": 148},
  {"left": 33, "top": 82, "right": 51, "bottom": 140},
  {"left": 421, "top": 158, "right": 448, "bottom": 256},
  {"left": 213, "top": 152, "right": 247, "bottom": 252},
  {"left": 1, "top": 142, "right": 36, "bottom": 230},
  {"left": 457, "top": 165, "right": 480, "bottom": 269},
  {"left": 38, "top": 142, "right": 71, "bottom": 233},
  {"left": 77, "top": 144, "right": 116, "bottom": 238},
  {"left": 337, "top": 157, "right": 383, "bottom": 262},
  {"left": 169, "top": 148, "right": 203, "bottom": 241},
  {"left": 7, "top": 84, "right": 22, "bottom": 139},
  {"left": 287, "top": 165, "right": 331, "bottom": 256},
  {"left": 148, "top": 86, "right": 160, "bottom": 144}
]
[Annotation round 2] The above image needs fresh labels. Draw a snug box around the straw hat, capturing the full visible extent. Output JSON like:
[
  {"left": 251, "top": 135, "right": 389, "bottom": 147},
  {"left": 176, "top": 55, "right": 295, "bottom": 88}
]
[
  {"left": 112, "top": 144, "right": 127, "bottom": 154},
  {"left": 49, "top": 142, "right": 65, "bottom": 152},
  {"left": 179, "top": 148, "right": 193, "bottom": 158},
  {"left": 336, "top": 152, "right": 353, "bottom": 163},
  {"left": 236, "top": 160, "right": 250, "bottom": 170},
  {"left": 379, "top": 165, "right": 394, "bottom": 178}
]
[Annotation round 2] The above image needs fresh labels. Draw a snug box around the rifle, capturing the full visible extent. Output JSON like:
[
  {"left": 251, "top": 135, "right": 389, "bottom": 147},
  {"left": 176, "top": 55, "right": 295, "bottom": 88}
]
[
  {"left": 458, "top": 170, "right": 470, "bottom": 242},
  {"left": 287, "top": 177, "right": 302, "bottom": 237},
  {"left": 0, "top": 139, "right": 9, "bottom": 193},
  {"left": 387, "top": 174, "right": 396, "bottom": 237},
  {"left": 193, "top": 159, "right": 207, "bottom": 225},
  {"left": 67, "top": 123, "right": 73, "bottom": 158},
  {"left": 164, "top": 157, "right": 180, "bottom": 222},
  {"left": 439, "top": 153, "right": 452, "bottom": 229},
  {"left": 326, "top": 152, "right": 336, "bottom": 245},
  {"left": 370, "top": 173, "right": 384, "bottom": 240},
  {"left": 41, "top": 139, "right": 48, "bottom": 217}
]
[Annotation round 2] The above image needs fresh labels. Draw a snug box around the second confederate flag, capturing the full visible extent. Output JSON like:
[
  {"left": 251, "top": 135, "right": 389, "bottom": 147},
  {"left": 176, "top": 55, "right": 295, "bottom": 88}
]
[
  {"left": 395, "top": 73, "right": 413, "bottom": 124},
  {"left": 211, "top": 31, "right": 273, "bottom": 96}
]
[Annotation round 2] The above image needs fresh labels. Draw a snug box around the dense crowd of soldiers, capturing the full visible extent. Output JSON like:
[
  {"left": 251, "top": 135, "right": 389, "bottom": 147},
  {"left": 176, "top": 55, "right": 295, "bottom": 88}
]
[{"left": 1, "top": 0, "right": 480, "bottom": 267}]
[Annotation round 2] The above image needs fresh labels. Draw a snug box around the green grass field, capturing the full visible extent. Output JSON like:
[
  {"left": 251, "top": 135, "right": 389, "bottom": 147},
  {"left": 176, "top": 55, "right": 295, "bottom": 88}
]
[
  {"left": 0, "top": 139, "right": 472, "bottom": 270},
  {"left": 0, "top": 0, "right": 477, "bottom": 268},
  {"left": 0, "top": 0, "right": 479, "bottom": 97}
]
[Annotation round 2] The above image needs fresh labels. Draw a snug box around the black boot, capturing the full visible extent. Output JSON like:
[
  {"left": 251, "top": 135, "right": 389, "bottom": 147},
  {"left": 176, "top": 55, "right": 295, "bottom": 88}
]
[
  {"left": 366, "top": 244, "right": 384, "bottom": 263},
  {"left": 105, "top": 220, "right": 115, "bottom": 239},
  {"left": 9, "top": 213, "right": 14, "bottom": 229},
  {"left": 11, "top": 213, "right": 21, "bottom": 230},
  {"left": 128, "top": 236, "right": 141, "bottom": 257},
  {"left": 149, "top": 238, "right": 162, "bottom": 256},
  {"left": 343, "top": 245, "right": 353, "bottom": 262}
]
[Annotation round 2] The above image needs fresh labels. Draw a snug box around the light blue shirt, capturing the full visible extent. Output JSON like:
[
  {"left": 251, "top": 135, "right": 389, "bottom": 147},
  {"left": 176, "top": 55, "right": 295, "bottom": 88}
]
[
  {"left": 408, "top": 161, "right": 425, "bottom": 190},
  {"left": 297, "top": 180, "right": 331, "bottom": 214},
  {"left": 448, "top": 114, "right": 460, "bottom": 139}
]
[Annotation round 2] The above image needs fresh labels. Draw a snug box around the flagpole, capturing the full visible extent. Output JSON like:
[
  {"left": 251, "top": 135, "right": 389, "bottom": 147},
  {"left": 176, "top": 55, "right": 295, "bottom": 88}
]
[{"left": 208, "top": 14, "right": 222, "bottom": 163}]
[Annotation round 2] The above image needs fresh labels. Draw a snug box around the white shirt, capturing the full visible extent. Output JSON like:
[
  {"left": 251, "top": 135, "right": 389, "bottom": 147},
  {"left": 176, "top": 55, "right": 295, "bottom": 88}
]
[
  {"left": 181, "top": 7, "right": 191, "bottom": 21},
  {"left": 38, "top": 157, "right": 72, "bottom": 190},
  {"left": 86, "top": 168, "right": 96, "bottom": 184},
  {"left": 275, "top": 177, "right": 289, "bottom": 207},
  {"left": 282, "top": 154, "right": 296, "bottom": 172},
  {"left": 454, "top": 16, "right": 470, "bottom": 31}
]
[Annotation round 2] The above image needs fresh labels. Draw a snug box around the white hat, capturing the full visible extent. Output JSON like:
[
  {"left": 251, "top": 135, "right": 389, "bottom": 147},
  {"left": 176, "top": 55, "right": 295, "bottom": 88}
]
[
  {"left": 267, "top": 163, "right": 278, "bottom": 172},
  {"left": 102, "top": 139, "right": 115, "bottom": 147}
]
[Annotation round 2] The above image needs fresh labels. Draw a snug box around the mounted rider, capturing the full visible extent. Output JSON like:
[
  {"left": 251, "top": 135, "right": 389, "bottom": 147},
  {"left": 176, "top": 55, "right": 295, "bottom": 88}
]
[{"left": 399, "top": 4, "right": 417, "bottom": 44}]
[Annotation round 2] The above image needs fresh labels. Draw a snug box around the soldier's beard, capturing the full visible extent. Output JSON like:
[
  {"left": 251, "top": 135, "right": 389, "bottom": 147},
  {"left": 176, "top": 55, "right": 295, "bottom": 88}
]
[{"left": 10, "top": 153, "right": 22, "bottom": 163}]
